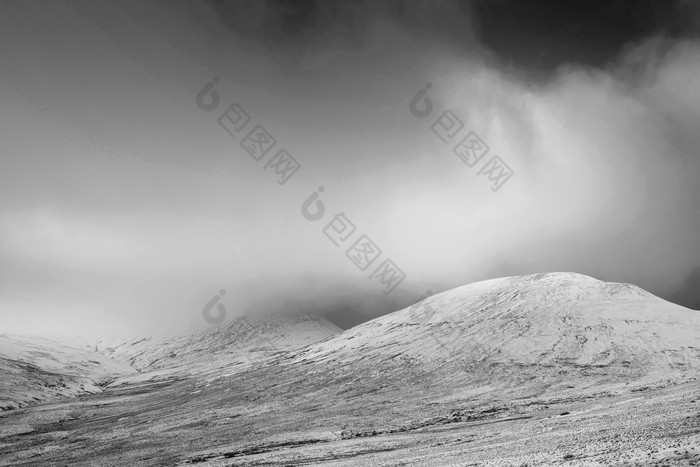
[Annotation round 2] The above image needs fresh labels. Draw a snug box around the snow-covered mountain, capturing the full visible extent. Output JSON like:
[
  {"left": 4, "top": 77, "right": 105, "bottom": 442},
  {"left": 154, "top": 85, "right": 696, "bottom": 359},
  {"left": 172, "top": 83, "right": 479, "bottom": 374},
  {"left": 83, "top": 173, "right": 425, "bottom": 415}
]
[
  {"left": 286, "top": 272, "right": 700, "bottom": 395},
  {"left": 0, "top": 335, "right": 136, "bottom": 411},
  {"left": 2, "top": 273, "right": 698, "bottom": 466},
  {"left": 94, "top": 313, "right": 341, "bottom": 385},
  {"left": 0, "top": 314, "right": 341, "bottom": 409}
]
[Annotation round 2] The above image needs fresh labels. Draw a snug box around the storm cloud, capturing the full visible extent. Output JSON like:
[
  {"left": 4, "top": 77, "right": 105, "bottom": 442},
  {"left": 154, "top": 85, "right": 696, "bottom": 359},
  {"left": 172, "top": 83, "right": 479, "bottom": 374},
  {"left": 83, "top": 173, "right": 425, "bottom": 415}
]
[{"left": 0, "top": 0, "right": 698, "bottom": 337}]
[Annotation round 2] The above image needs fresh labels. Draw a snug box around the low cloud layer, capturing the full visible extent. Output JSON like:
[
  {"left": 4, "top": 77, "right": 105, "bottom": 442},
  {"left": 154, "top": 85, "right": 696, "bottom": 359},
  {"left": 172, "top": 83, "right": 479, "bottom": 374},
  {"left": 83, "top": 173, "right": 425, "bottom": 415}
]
[{"left": 0, "top": 0, "right": 698, "bottom": 338}]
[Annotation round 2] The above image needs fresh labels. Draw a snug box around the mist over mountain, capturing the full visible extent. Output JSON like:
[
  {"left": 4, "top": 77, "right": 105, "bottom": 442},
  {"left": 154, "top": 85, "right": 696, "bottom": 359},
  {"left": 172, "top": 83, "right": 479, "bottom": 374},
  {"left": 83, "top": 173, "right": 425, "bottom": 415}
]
[
  {"left": 1, "top": 1, "right": 699, "bottom": 465},
  {"left": 1, "top": 0, "right": 699, "bottom": 337}
]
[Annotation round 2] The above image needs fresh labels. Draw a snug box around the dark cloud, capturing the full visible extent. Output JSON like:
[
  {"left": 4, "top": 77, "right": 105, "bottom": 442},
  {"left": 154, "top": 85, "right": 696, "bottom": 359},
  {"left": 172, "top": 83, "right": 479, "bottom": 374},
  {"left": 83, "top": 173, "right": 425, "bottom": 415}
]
[
  {"left": 202, "top": 0, "right": 478, "bottom": 46},
  {"left": 0, "top": 0, "right": 698, "bottom": 337},
  {"left": 475, "top": 0, "right": 699, "bottom": 79},
  {"left": 198, "top": 0, "right": 699, "bottom": 79}
]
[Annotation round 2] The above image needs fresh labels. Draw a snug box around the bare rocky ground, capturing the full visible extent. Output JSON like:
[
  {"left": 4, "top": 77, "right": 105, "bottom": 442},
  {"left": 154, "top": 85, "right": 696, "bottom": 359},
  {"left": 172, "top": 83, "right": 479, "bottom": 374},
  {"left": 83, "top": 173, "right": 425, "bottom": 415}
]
[{"left": 1, "top": 273, "right": 699, "bottom": 466}]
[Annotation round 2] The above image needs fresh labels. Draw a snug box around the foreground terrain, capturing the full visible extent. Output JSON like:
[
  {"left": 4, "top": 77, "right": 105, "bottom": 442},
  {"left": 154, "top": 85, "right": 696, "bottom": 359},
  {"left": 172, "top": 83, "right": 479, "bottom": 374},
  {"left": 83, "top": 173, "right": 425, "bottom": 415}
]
[
  {"left": 1, "top": 273, "right": 699, "bottom": 466},
  {"left": 1, "top": 374, "right": 698, "bottom": 466}
]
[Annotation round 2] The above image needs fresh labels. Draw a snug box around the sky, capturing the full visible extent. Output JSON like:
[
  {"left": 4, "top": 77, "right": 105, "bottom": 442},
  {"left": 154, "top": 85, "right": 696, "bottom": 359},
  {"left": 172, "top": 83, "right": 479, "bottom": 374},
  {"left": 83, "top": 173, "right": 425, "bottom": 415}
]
[{"left": 0, "top": 0, "right": 699, "bottom": 337}]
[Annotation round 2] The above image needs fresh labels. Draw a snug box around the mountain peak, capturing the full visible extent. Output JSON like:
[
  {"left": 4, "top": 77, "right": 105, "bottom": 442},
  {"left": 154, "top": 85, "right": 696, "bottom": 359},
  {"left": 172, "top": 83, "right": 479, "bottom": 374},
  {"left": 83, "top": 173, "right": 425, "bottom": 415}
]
[{"left": 294, "top": 273, "right": 699, "bottom": 391}]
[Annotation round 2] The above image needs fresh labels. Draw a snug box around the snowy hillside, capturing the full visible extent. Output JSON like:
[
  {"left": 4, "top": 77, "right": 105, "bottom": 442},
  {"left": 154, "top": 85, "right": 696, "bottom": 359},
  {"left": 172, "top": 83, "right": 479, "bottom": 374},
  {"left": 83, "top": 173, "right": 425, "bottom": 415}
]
[
  {"left": 1, "top": 273, "right": 699, "bottom": 466},
  {"left": 0, "top": 314, "right": 341, "bottom": 409},
  {"left": 0, "top": 335, "right": 136, "bottom": 411},
  {"left": 287, "top": 272, "right": 700, "bottom": 394},
  {"left": 93, "top": 313, "right": 341, "bottom": 385}
]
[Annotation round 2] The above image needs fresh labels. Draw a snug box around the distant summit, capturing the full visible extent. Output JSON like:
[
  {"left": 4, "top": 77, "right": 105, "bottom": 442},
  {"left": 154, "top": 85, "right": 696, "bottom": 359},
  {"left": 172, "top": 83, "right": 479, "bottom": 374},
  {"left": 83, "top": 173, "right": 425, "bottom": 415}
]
[
  {"left": 94, "top": 313, "right": 341, "bottom": 385},
  {"left": 0, "top": 314, "right": 340, "bottom": 409}
]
